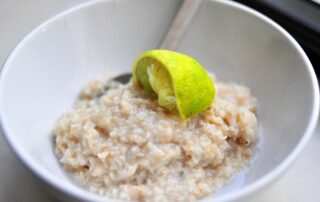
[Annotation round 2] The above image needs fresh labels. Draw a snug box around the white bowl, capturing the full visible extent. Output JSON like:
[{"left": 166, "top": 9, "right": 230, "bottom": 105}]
[{"left": 0, "top": 0, "right": 319, "bottom": 201}]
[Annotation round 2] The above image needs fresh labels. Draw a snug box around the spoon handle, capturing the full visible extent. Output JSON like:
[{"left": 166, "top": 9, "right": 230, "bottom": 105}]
[{"left": 159, "top": 0, "right": 203, "bottom": 50}]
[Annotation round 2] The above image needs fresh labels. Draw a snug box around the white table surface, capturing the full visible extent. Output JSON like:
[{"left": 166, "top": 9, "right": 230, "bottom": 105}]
[{"left": 0, "top": 1, "right": 319, "bottom": 201}]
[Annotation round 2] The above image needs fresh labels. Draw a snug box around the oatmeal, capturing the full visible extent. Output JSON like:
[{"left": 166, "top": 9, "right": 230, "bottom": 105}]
[{"left": 53, "top": 76, "right": 258, "bottom": 202}]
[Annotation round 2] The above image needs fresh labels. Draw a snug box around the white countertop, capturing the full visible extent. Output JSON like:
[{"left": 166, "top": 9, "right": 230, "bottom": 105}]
[{"left": 1, "top": 1, "right": 319, "bottom": 201}]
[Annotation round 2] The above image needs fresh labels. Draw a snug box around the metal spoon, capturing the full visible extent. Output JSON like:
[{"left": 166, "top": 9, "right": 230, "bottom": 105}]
[{"left": 111, "top": 0, "right": 202, "bottom": 84}]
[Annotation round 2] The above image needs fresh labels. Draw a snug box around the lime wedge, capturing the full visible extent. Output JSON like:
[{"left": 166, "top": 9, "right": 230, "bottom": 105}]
[{"left": 133, "top": 50, "right": 215, "bottom": 120}]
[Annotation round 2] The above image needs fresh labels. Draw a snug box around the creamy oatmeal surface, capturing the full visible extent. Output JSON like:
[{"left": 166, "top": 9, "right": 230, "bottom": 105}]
[{"left": 53, "top": 76, "right": 259, "bottom": 202}]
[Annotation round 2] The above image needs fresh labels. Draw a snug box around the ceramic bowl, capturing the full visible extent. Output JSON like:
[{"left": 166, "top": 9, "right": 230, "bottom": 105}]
[{"left": 0, "top": 0, "right": 319, "bottom": 201}]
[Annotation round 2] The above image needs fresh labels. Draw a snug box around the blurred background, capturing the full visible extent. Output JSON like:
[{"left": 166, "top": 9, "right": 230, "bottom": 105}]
[{"left": 0, "top": 0, "right": 319, "bottom": 202}]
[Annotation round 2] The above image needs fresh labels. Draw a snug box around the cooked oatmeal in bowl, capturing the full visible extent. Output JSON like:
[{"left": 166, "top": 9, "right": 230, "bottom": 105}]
[
  {"left": 53, "top": 74, "right": 259, "bottom": 202},
  {"left": 1, "top": 0, "right": 319, "bottom": 201}
]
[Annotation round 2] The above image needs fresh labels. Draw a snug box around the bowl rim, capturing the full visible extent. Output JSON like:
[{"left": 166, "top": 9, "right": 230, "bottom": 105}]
[{"left": 0, "top": 0, "right": 319, "bottom": 201}]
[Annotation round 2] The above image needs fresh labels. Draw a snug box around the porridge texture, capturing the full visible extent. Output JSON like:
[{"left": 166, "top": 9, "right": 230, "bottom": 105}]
[{"left": 53, "top": 76, "right": 259, "bottom": 202}]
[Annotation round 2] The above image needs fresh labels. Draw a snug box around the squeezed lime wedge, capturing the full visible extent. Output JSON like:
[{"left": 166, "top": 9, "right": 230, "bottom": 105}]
[{"left": 133, "top": 50, "right": 215, "bottom": 120}]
